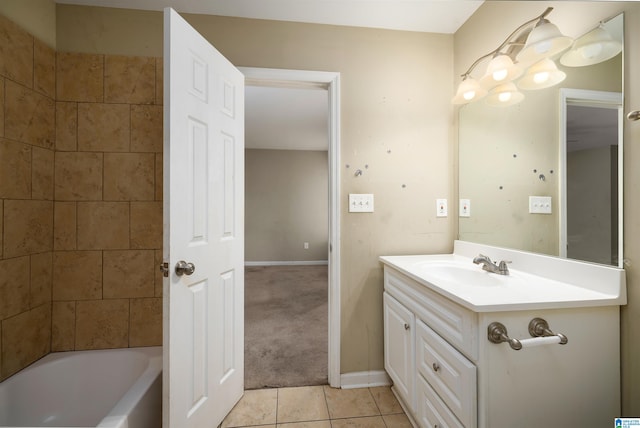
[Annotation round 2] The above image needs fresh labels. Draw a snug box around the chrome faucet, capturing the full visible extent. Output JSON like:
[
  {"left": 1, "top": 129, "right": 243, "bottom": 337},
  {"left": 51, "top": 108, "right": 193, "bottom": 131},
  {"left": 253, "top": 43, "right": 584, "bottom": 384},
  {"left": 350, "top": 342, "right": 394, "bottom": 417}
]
[{"left": 473, "top": 254, "right": 510, "bottom": 275}]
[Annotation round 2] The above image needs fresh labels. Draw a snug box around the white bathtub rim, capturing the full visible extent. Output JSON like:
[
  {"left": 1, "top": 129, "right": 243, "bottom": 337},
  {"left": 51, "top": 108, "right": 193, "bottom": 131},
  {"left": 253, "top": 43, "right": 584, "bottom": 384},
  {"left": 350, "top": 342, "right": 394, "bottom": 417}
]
[{"left": 0, "top": 346, "right": 162, "bottom": 428}]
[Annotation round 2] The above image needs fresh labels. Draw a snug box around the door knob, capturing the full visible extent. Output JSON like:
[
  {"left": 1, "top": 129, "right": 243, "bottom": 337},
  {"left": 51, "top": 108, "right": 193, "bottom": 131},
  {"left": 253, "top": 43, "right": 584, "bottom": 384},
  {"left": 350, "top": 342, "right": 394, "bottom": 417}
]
[{"left": 175, "top": 260, "right": 195, "bottom": 276}]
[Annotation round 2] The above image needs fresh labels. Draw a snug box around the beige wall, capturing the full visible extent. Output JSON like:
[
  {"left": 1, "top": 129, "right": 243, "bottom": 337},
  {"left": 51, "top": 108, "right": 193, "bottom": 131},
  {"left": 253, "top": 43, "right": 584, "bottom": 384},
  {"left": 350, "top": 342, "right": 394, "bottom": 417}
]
[
  {"left": 454, "top": 1, "right": 640, "bottom": 415},
  {"left": 245, "top": 149, "right": 328, "bottom": 263},
  {"left": 0, "top": 0, "right": 56, "bottom": 48},
  {"left": 55, "top": 4, "right": 456, "bottom": 375}
]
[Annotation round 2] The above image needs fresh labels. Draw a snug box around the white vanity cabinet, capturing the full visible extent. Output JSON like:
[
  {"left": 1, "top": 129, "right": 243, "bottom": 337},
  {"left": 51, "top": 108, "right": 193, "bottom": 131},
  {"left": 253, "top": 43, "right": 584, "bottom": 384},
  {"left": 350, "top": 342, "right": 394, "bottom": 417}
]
[
  {"left": 383, "top": 268, "right": 478, "bottom": 428},
  {"left": 381, "top": 241, "right": 625, "bottom": 428}
]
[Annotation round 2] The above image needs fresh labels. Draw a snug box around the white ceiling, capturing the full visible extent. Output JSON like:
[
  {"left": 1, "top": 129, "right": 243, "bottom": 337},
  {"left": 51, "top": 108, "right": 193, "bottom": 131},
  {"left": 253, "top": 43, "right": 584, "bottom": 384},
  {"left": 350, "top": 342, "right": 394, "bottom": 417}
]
[{"left": 55, "top": 0, "right": 484, "bottom": 151}]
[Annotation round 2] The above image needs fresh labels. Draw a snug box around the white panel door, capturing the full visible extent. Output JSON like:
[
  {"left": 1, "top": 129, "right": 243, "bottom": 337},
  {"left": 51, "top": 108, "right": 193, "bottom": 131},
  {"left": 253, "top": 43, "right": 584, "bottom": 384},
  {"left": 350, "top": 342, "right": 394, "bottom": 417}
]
[{"left": 163, "top": 8, "right": 244, "bottom": 428}]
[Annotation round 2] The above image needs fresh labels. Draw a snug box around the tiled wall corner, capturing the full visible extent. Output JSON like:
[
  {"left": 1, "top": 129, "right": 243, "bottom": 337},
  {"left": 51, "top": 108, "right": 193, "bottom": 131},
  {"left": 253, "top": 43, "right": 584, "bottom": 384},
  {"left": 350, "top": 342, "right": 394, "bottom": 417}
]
[
  {"left": 4, "top": 79, "right": 55, "bottom": 150},
  {"left": 1, "top": 14, "right": 164, "bottom": 379},
  {"left": 0, "top": 14, "right": 34, "bottom": 88},
  {"left": 53, "top": 50, "right": 163, "bottom": 354}
]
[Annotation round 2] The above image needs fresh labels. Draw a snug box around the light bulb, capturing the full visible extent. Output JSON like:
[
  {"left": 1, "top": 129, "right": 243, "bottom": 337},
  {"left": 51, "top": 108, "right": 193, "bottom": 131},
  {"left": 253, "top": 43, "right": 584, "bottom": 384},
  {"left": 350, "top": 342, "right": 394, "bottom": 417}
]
[
  {"left": 492, "top": 69, "right": 508, "bottom": 81},
  {"left": 579, "top": 43, "right": 604, "bottom": 59},
  {"left": 534, "top": 40, "right": 552, "bottom": 54},
  {"left": 463, "top": 90, "right": 476, "bottom": 101},
  {"left": 498, "top": 92, "right": 512, "bottom": 103},
  {"left": 533, "top": 71, "right": 550, "bottom": 84}
]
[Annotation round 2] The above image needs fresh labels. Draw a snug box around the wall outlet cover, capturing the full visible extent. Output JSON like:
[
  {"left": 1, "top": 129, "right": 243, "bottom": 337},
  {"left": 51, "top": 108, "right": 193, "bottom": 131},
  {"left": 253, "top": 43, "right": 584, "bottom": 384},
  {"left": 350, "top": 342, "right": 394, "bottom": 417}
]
[
  {"left": 459, "top": 199, "right": 471, "bottom": 217},
  {"left": 436, "top": 198, "right": 448, "bottom": 217}
]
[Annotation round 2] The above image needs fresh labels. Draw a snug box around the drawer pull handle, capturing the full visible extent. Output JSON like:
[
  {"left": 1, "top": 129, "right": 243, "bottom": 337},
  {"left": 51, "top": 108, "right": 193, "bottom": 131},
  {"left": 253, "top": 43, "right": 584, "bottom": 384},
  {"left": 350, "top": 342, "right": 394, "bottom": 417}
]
[
  {"left": 432, "top": 362, "right": 440, "bottom": 372},
  {"left": 404, "top": 323, "right": 410, "bottom": 330}
]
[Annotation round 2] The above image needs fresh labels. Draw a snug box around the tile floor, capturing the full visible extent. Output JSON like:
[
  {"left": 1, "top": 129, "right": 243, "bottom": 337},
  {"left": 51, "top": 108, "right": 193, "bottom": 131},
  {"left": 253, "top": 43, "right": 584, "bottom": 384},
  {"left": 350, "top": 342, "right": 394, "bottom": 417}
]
[{"left": 221, "top": 385, "right": 412, "bottom": 428}]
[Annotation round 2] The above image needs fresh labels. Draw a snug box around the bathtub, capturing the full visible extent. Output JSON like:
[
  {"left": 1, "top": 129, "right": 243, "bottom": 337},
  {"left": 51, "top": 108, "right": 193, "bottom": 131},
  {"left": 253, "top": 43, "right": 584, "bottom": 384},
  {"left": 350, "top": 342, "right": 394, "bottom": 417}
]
[{"left": 0, "top": 346, "right": 162, "bottom": 428}]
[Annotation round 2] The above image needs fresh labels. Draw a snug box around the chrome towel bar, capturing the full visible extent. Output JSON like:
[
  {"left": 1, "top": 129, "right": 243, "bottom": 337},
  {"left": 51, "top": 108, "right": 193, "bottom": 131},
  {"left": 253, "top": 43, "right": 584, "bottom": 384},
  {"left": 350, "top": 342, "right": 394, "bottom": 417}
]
[{"left": 488, "top": 318, "right": 568, "bottom": 351}]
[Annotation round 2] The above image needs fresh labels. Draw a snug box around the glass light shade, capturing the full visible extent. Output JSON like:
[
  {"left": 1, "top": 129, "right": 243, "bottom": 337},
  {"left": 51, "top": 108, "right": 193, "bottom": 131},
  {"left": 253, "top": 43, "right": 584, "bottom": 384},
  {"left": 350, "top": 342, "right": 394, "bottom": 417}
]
[
  {"left": 516, "top": 19, "right": 573, "bottom": 64},
  {"left": 485, "top": 82, "right": 524, "bottom": 107},
  {"left": 560, "top": 25, "right": 622, "bottom": 67},
  {"left": 452, "top": 77, "right": 487, "bottom": 104},
  {"left": 479, "top": 54, "right": 523, "bottom": 89},
  {"left": 518, "top": 58, "right": 566, "bottom": 90}
]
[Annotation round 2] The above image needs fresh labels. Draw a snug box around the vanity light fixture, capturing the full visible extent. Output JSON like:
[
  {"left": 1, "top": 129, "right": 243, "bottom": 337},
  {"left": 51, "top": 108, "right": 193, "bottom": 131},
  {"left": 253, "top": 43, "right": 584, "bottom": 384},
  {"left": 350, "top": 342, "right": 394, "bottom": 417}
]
[
  {"left": 452, "top": 76, "right": 487, "bottom": 104},
  {"left": 479, "top": 54, "right": 523, "bottom": 89},
  {"left": 560, "top": 22, "right": 622, "bottom": 67},
  {"left": 518, "top": 58, "right": 566, "bottom": 90},
  {"left": 453, "top": 7, "right": 571, "bottom": 107},
  {"left": 485, "top": 82, "right": 524, "bottom": 107},
  {"left": 516, "top": 19, "right": 573, "bottom": 65}
]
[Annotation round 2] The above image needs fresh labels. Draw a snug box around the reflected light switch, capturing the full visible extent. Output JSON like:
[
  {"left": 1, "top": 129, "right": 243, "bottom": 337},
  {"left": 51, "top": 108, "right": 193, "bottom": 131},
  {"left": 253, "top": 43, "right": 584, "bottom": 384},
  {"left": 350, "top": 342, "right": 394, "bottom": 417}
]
[{"left": 529, "top": 196, "right": 552, "bottom": 214}]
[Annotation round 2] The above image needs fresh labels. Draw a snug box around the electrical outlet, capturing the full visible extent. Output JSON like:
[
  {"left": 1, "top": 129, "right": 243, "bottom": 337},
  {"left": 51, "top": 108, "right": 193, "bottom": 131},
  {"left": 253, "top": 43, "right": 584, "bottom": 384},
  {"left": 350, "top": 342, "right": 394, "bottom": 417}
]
[
  {"left": 303, "top": 242, "right": 309, "bottom": 249},
  {"left": 460, "top": 199, "right": 471, "bottom": 217},
  {"left": 436, "top": 199, "right": 448, "bottom": 217}
]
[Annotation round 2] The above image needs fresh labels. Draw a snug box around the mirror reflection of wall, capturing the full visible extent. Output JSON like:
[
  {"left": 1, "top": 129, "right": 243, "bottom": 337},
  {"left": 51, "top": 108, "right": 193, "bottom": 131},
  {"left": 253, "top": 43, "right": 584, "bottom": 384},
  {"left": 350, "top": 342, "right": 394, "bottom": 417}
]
[{"left": 458, "top": 12, "right": 623, "bottom": 267}]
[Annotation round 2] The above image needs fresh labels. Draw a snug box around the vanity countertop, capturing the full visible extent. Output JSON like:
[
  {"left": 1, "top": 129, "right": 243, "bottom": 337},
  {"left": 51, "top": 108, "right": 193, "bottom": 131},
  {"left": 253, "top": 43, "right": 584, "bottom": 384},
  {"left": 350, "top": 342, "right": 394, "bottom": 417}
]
[{"left": 380, "top": 240, "right": 627, "bottom": 312}]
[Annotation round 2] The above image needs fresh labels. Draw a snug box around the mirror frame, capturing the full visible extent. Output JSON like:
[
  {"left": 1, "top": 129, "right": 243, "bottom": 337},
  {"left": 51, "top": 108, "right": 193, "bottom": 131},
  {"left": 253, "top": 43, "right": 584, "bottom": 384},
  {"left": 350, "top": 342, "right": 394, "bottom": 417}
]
[{"left": 559, "top": 88, "right": 624, "bottom": 267}]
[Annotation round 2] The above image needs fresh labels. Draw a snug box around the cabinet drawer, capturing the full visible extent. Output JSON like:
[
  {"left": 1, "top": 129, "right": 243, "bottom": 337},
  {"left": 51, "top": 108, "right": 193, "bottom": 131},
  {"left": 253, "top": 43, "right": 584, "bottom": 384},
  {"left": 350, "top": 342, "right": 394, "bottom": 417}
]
[
  {"left": 384, "top": 268, "right": 478, "bottom": 360},
  {"left": 417, "top": 320, "right": 476, "bottom": 428},
  {"left": 417, "top": 374, "right": 464, "bottom": 428}
]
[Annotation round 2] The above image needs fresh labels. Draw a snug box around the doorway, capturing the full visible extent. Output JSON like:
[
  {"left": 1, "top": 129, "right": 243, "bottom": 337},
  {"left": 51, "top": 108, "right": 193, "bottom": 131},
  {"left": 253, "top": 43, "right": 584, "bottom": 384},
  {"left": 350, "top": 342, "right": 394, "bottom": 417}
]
[
  {"left": 560, "top": 88, "right": 623, "bottom": 266},
  {"left": 240, "top": 67, "right": 341, "bottom": 388}
]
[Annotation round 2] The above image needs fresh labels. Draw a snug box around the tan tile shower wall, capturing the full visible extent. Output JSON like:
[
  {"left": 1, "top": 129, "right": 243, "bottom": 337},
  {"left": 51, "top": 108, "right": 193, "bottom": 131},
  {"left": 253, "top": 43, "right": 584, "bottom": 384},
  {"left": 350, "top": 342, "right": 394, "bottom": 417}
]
[
  {"left": 52, "top": 52, "right": 164, "bottom": 353},
  {"left": 1, "top": 14, "right": 164, "bottom": 380},
  {"left": 0, "top": 14, "right": 55, "bottom": 381}
]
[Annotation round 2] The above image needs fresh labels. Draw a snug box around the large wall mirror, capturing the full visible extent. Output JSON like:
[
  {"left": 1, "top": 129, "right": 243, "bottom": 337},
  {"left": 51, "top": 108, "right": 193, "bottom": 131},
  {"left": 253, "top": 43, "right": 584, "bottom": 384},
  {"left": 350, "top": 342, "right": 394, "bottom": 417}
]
[{"left": 458, "top": 13, "right": 624, "bottom": 267}]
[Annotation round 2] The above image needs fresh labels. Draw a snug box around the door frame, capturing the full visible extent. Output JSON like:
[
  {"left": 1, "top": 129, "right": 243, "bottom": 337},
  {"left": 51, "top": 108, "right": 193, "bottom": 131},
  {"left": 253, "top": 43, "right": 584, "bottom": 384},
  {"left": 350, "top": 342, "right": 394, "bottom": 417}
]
[
  {"left": 240, "top": 67, "right": 341, "bottom": 387},
  {"left": 559, "top": 88, "right": 623, "bottom": 266}
]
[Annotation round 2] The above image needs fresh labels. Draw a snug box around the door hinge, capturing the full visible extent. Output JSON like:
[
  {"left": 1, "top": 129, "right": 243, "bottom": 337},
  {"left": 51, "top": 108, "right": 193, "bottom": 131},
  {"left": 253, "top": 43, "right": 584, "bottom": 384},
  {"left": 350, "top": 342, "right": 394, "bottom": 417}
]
[{"left": 160, "top": 262, "right": 169, "bottom": 278}]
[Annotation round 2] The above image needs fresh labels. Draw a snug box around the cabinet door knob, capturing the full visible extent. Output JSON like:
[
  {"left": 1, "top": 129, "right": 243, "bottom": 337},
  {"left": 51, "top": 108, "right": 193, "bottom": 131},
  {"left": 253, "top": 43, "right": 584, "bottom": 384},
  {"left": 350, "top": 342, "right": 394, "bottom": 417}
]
[
  {"left": 432, "top": 362, "right": 440, "bottom": 372},
  {"left": 403, "top": 323, "right": 410, "bottom": 330}
]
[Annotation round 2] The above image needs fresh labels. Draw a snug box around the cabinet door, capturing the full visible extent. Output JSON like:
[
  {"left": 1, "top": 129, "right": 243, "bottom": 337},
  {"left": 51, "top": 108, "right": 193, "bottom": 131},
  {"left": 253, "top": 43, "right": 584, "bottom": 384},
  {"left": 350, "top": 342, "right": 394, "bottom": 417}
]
[{"left": 384, "top": 292, "right": 415, "bottom": 410}]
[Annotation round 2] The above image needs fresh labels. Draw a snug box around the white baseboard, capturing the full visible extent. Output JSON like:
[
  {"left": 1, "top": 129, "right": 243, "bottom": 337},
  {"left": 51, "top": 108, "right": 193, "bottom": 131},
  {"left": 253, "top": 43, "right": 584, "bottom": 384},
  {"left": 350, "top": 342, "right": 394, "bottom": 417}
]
[
  {"left": 245, "top": 260, "right": 329, "bottom": 266},
  {"left": 339, "top": 370, "right": 391, "bottom": 389}
]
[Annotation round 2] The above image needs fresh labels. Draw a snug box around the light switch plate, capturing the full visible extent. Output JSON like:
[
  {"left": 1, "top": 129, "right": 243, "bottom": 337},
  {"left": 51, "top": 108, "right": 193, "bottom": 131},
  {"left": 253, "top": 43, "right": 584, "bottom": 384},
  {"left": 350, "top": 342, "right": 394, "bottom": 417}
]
[
  {"left": 459, "top": 199, "right": 471, "bottom": 217},
  {"left": 529, "top": 196, "right": 552, "bottom": 214},
  {"left": 349, "top": 193, "right": 374, "bottom": 213},
  {"left": 436, "top": 199, "right": 448, "bottom": 217}
]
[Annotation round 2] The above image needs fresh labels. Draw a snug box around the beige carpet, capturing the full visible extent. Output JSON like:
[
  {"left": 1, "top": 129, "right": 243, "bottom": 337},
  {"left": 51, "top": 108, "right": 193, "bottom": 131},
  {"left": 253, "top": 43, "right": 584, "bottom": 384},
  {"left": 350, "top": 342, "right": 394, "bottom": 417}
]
[{"left": 244, "top": 265, "right": 328, "bottom": 389}]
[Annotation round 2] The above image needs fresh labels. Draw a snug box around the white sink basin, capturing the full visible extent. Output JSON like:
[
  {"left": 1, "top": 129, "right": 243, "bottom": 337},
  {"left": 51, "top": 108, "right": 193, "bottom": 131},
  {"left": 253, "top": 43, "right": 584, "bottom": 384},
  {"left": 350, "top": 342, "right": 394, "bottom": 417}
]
[
  {"left": 380, "top": 244, "right": 626, "bottom": 312},
  {"left": 415, "top": 261, "right": 524, "bottom": 287}
]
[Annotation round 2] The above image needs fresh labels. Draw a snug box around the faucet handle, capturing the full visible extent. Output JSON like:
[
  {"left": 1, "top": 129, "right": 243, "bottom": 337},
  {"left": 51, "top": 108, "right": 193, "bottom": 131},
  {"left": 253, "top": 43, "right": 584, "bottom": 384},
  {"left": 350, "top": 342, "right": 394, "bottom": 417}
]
[{"left": 498, "top": 260, "right": 511, "bottom": 274}]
